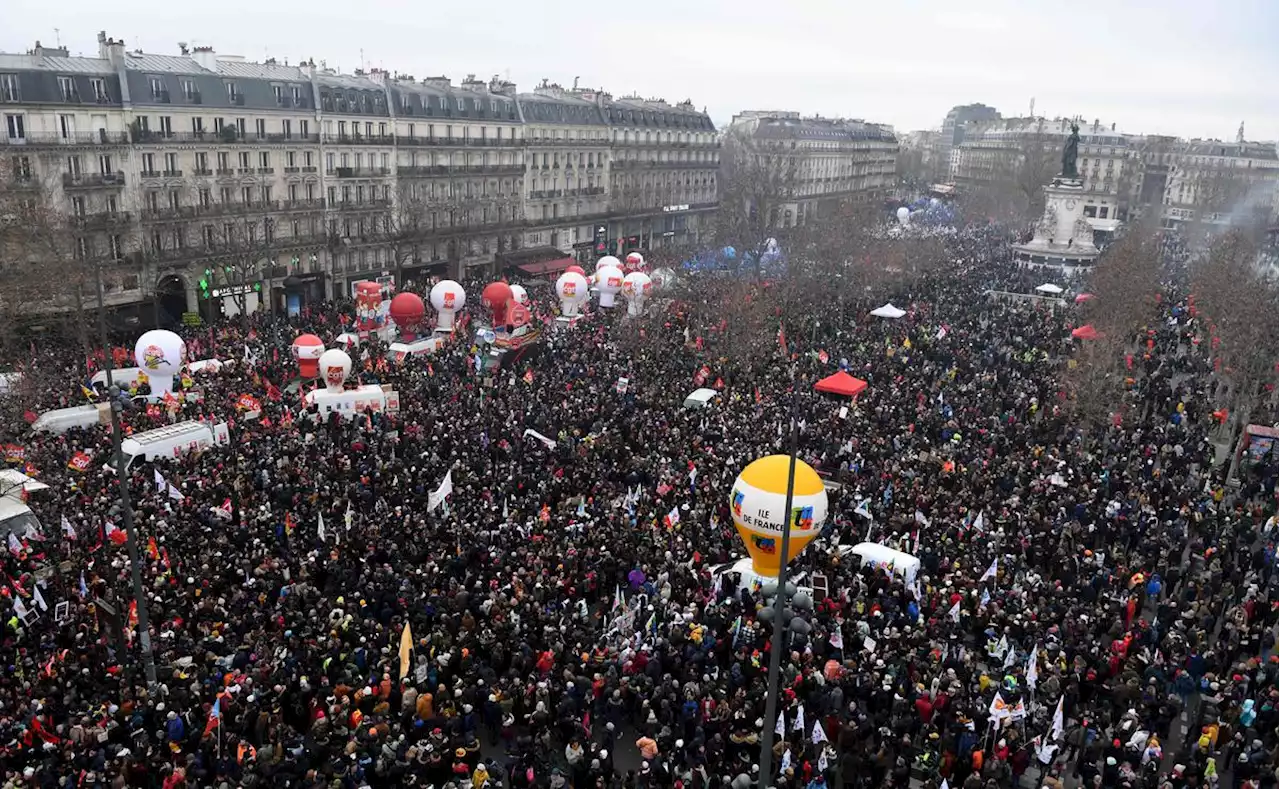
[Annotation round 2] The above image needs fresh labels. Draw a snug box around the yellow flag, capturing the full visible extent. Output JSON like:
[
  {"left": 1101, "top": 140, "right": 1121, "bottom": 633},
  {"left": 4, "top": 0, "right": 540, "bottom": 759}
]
[{"left": 399, "top": 622, "right": 413, "bottom": 680}]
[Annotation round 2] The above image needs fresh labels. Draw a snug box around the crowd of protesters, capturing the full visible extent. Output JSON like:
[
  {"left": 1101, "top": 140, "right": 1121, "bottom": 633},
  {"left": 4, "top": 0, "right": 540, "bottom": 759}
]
[{"left": 0, "top": 223, "right": 1274, "bottom": 789}]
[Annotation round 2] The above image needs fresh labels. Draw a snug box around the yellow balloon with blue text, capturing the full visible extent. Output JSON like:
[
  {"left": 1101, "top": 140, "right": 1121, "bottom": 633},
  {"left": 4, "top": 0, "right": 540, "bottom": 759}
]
[{"left": 729, "top": 455, "right": 828, "bottom": 577}]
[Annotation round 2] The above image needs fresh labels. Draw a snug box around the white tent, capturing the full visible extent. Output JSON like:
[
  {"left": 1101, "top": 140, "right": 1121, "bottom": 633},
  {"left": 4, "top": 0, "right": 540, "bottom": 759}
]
[
  {"left": 1034, "top": 283, "right": 1064, "bottom": 295},
  {"left": 869, "top": 303, "right": 906, "bottom": 319}
]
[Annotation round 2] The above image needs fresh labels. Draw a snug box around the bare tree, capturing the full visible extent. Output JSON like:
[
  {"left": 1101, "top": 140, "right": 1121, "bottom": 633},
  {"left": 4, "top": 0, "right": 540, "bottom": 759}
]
[
  {"left": 1192, "top": 230, "right": 1279, "bottom": 468},
  {"left": 715, "top": 126, "right": 801, "bottom": 274},
  {"left": 957, "top": 127, "right": 1059, "bottom": 224},
  {"left": 385, "top": 180, "right": 430, "bottom": 286}
]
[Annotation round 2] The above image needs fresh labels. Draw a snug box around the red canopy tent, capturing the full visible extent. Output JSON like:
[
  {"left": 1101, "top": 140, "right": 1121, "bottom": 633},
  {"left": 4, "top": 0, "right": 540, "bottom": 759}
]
[
  {"left": 814, "top": 371, "right": 868, "bottom": 399},
  {"left": 1071, "top": 324, "right": 1099, "bottom": 340}
]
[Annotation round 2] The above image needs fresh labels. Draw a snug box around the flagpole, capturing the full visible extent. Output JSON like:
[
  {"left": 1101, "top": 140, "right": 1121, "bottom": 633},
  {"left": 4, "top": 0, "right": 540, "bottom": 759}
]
[
  {"left": 96, "top": 264, "right": 158, "bottom": 691},
  {"left": 757, "top": 393, "right": 800, "bottom": 789}
]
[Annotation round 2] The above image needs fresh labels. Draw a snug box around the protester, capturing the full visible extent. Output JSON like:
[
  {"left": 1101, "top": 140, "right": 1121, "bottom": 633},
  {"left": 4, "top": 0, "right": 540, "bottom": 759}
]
[{"left": 0, "top": 223, "right": 1274, "bottom": 789}]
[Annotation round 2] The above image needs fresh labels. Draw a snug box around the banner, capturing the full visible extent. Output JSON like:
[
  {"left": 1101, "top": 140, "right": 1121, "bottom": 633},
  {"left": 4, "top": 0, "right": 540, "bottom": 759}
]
[
  {"left": 3, "top": 444, "right": 24, "bottom": 464},
  {"left": 67, "top": 452, "right": 92, "bottom": 473}
]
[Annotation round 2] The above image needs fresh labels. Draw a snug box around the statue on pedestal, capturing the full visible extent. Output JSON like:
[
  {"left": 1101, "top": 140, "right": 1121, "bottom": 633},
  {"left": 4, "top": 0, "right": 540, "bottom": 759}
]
[{"left": 1060, "top": 120, "right": 1081, "bottom": 179}]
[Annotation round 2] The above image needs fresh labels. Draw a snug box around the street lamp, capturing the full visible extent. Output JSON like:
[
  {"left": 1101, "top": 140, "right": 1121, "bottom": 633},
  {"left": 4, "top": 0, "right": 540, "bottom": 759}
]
[
  {"left": 757, "top": 396, "right": 800, "bottom": 789},
  {"left": 95, "top": 263, "right": 158, "bottom": 689}
]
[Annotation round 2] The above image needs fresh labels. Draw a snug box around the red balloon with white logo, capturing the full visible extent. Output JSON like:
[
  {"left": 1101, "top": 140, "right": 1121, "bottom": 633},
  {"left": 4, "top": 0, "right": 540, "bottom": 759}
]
[
  {"left": 565, "top": 265, "right": 586, "bottom": 277},
  {"left": 389, "top": 292, "right": 426, "bottom": 341},
  {"left": 555, "top": 272, "right": 590, "bottom": 317},
  {"left": 317, "top": 348, "right": 352, "bottom": 393},
  {"left": 291, "top": 334, "right": 325, "bottom": 378},
  {"left": 429, "top": 279, "right": 465, "bottom": 332},
  {"left": 625, "top": 252, "right": 645, "bottom": 272},
  {"left": 482, "top": 281, "right": 514, "bottom": 327}
]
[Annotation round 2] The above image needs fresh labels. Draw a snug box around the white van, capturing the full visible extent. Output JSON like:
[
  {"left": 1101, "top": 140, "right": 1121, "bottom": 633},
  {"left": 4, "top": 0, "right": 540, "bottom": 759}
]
[
  {"left": 304, "top": 385, "right": 401, "bottom": 420},
  {"left": 119, "top": 420, "right": 230, "bottom": 470},
  {"left": 32, "top": 404, "right": 111, "bottom": 434},
  {"left": 710, "top": 557, "right": 817, "bottom": 601},
  {"left": 840, "top": 542, "right": 921, "bottom": 584},
  {"left": 683, "top": 388, "right": 719, "bottom": 409},
  {"left": 90, "top": 367, "right": 147, "bottom": 391}
]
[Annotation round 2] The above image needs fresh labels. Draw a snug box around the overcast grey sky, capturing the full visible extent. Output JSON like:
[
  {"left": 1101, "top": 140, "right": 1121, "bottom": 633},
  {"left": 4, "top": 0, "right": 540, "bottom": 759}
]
[{"left": 4, "top": 0, "right": 1276, "bottom": 141}]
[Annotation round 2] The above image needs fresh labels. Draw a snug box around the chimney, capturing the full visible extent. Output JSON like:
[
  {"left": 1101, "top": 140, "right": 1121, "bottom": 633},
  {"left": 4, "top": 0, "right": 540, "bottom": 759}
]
[
  {"left": 460, "top": 74, "right": 485, "bottom": 91},
  {"left": 98, "top": 31, "right": 125, "bottom": 67},
  {"left": 190, "top": 45, "right": 217, "bottom": 72},
  {"left": 488, "top": 76, "right": 517, "bottom": 97},
  {"left": 422, "top": 76, "right": 451, "bottom": 89},
  {"left": 299, "top": 61, "right": 315, "bottom": 79}
]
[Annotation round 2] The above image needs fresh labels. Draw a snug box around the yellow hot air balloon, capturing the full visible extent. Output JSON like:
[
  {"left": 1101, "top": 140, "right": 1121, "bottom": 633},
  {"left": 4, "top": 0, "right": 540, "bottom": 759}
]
[{"left": 729, "top": 455, "right": 828, "bottom": 577}]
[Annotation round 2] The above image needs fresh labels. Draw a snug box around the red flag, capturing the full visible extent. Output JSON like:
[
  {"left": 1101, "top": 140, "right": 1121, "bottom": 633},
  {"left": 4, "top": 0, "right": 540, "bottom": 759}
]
[
  {"left": 778, "top": 324, "right": 787, "bottom": 356},
  {"left": 146, "top": 536, "right": 159, "bottom": 561},
  {"left": 713, "top": 377, "right": 724, "bottom": 389},
  {"left": 523, "top": 369, "right": 534, "bottom": 384}
]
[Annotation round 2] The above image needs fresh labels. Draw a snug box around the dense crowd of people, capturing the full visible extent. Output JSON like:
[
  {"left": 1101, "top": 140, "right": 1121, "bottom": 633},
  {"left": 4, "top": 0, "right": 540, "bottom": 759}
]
[{"left": 0, "top": 223, "right": 1274, "bottom": 789}]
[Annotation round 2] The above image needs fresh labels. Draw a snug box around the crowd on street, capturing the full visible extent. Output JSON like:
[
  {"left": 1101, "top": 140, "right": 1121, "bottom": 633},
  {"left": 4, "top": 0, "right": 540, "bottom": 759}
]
[{"left": 0, "top": 223, "right": 1274, "bottom": 789}]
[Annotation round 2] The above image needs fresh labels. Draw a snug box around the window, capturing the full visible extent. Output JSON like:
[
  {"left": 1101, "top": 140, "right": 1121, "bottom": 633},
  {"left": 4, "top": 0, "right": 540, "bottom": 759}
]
[
  {"left": 291, "top": 85, "right": 302, "bottom": 104},
  {"left": 241, "top": 186, "right": 253, "bottom": 205},
  {"left": 217, "top": 152, "right": 229, "bottom": 171},
  {"left": 379, "top": 122, "right": 387, "bottom": 137},
  {"left": 380, "top": 152, "right": 389, "bottom": 169},
  {"left": 181, "top": 79, "right": 196, "bottom": 100},
  {"left": 220, "top": 188, "right": 232, "bottom": 204},
  {"left": 326, "top": 152, "right": 335, "bottom": 172},
  {"left": 299, "top": 119, "right": 309, "bottom": 137},
  {"left": 144, "top": 191, "right": 159, "bottom": 212},
  {"left": 273, "top": 84, "right": 285, "bottom": 104},
  {"left": 59, "top": 114, "right": 75, "bottom": 139},
  {"left": 149, "top": 77, "right": 165, "bottom": 100},
  {"left": 164, "top": 152, "right": 178, "bottom": 173},
  {"left": 57, "top": 76, "right": 79, "bottom": 102},
  {"left": 338, "top": 120, "right": 347, "bottom": 138},
  {"left": 4, "top": 114, "right": 24, "bottom": 140},
  {"left": 198, "top": 188, "right": 211, "bottom": 207},
  {"left": 0, "top": 75, "right": 18, "bottom": 102},
  {"left": 191, "top": 117, "right": 205, "bottom": 134},
  {"left": 167, "top": 190, "right": 180, "bottom": 209},
  {"left": 98, "top": 154, "right": 112, "bottom": 174},
  {"left": 11, "top": 156, "right": 30, "bottom": 180},
  {"left": 365, "top": 122, "right": 373, "bottom": 137},
  {"left": 288, "top": 184, "right": 298, "bottom": 202},
  {"left": 70, "top": 196, "right": 86, "bottom": 217},
  {"left": 109, "top": 235, "right": 122, "bottom": 260},
  {"left": 158, "top": 116, "right": 172, "bottom": 137},
  {"left": 235, "top": 118, "right": 246, "bottom": 137},
  {"left": 141, "top": 153, "right": 155, "bottom": 173},
  {"left": 238, "top": 152, "right": 250, "bottom": 169},
  {"left": 261, "top": 185, "right": 272, "bottom": 203},
  {"left": 304, "top": 151, "right": 313, "bottom": 167},
  {"left": 255, "top": 119, "right": 266, "bottom": 138},
  {"left": 286, "top": 151, "right": 296, "bottom": 168},
  {"left": 259, "top": 152, "right": 270, "bottom": 168},
  {"left": 282, "top": 119, "right": 292, "bottom": 138},
  {"left": 457, "top": 98, "right": 465, "bottom": 111},
  {"left": 225, "top": 82, "right": 239, "bottom": 100}
]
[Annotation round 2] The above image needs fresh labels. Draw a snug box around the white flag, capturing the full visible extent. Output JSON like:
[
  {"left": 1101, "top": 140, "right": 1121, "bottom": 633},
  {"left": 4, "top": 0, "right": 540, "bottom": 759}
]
[
  {"left": 1035, "top": 738, "right": 1058, "bottom": 765},
  {"left": 6, "top": 532, "right": 21, "bottom": 556},
  {"left": 948, "top": 600, "right": 961, "bottom": 622},
  {"left": 981, "top": 557, "right": 998, "bottom": 582},
  {"left": 792, "top": 704, "right": 805, "bottom": 732},
  {"left": 154, "top": 469, "right": 165, "bottom": 490},
  {"left": 12, "top": 595, "right": 29, "bottom": 619},
  {"left": 775, "top": 712, "right": 785, "bottom": 736},
  {"left": 914, "top": 510, "right": 931, "bottom": 528},
  {"left": 427, "top": 469, "right": 454, "bottom": 512},
  {"left": 988, "top": 691, "right": 1009, "bottom": 722},
  {"left": 167, "top": 482, "right": 185, "bottom": 502},
  {"left": 32, "top": 584, "right": 48, "bottom": 612},
  {"left": 1004, "top": 643, "right": 1018, "bottom": 669},
  {"left": 780, "top": 748, "right": 792, "bottom": 774},
  {"left": 317, "top": 512, "right": 326, "bottom": 542},
  {"left": 1026, "top": 644, "right": 1039, "bottom": 691},
  {"left": 972, "top": 511, "right": 985, "bottom": 533},
  {"left": 61, "top": 515, "right": 77, "bottom": 541},
  {"left": 817, "top": 748, "right": 830, "bottom": 773},
  {"left": 940, "top": 781, "right": 950, "bottom": 789},
  {"left": 344, "top": 500, "right": 354, "bottom": 531},
  {"left": 829, "top": 629, "right": 844, "bottom": 649},
  {"left": 853, "top": 499, "right": 872, "bottom": 520},
  {"left": 1050, "top": 696, "right": 1065, "bottom": 741},
  {"left": 811, "top": 720, "right": 827, "bottom": 744}
]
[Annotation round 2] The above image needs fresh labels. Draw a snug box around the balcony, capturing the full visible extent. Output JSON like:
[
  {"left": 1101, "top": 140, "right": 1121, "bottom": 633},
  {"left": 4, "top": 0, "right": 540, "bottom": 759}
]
[
  {"left": 76, "top": 211, "right": 132, "bottom": 229},
  {"left": 215, "top": 168, "right": 234, "bottom": 176},
  {"left": 62, "top": 172, "right": 127, "bottom": 189},
  {"left": 151, "top": 90, "right": 171, "bottom": 104},
  {"left": 0, "top": 131, "right": 130, "bottom": 147},
  {"left": 237, "top": 168, "right": 256, "bottom": 175},
  {"left": 257, "top": 167, "right": 274, "bottom": 175},
  {"left": 334, "top": 167, "right": 391, "bottom": 178},
  {"left": 284, "top": 167, "right": 301, "bottom": 174},
  {"left": 192, "top": 168, "right": 213, "bottom": 177},
  {"left": 333, "top": 134, "right": 395, "bottom": 146},
  {"left": 163, "top": 169, "right": 183, "bottom": 177}
]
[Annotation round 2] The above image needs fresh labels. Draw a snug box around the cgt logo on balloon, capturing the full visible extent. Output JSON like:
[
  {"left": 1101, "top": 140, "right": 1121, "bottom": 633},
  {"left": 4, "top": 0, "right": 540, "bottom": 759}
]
[
  {"left": 324, "top": 365, "right": 346, "bottom": 390},
  {"left": 442, "top": 292, "right": 456, "bottom": 310},
  {"left": 140, "top": 345, "right": 167, "bottom": 370}
]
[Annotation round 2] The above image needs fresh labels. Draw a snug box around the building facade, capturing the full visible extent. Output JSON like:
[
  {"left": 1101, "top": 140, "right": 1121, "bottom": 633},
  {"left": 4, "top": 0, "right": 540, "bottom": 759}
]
[
  {"left": 723, "top": 114, "right": 898, "bottom": 228},
  {"left": 0, "top": 33, "right": 719, "bottom": 325}
]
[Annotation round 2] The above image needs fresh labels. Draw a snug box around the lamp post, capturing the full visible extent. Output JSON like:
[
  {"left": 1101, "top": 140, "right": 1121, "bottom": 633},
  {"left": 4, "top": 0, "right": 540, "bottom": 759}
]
[
  {"left": 757, "top": 396, "right": 800, "bottom": 789},
  {"left": 95, "top": 264, "right": 158, "bottom": 689}
]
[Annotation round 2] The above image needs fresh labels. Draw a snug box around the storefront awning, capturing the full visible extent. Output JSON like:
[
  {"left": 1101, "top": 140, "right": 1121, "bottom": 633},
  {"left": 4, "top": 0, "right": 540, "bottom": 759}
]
[{"left": 516, "top": 257, "right": 576, "bottom": 276}]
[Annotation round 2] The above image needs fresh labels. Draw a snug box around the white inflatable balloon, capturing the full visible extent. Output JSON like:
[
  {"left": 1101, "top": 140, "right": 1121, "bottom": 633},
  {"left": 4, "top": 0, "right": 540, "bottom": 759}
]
[
  {"left": 509, "top": 284, "right": 530, "bottom": 307},
  {"left": 622, "top": 271, "right": 653, "bottom": 317},
  {"left": 429, "top": 280, "right": 466, "bottom": 331},
  {"left": 595, "top": 255, "right": 622, "bottom": 272},
  {"left": 896, "top": 206, "right": 910, "bottom": 226},
  {"left": 318, "top": 348, "right": 352, "bottom": 393},
  {"left": 134, "top": 329, "right": 187, "bottom": 395},
  {"left": 595, "top": 265, "right": 625, "bottom": 308},
  {"left": 555, "top": 272, "right": 590, "bottom": 317}
]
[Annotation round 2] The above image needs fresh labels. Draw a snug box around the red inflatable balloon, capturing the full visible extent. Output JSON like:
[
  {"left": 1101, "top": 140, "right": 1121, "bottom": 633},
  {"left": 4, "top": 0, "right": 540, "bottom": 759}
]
[
  {"left": 482, "top": 282, "right": 513, "bottom": 326},
  {"left": 565, "top": 265, "right": 586, "bottom": 277},
  {"left": 389, "top": 292, "right": 426, "bottom": 340}
]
